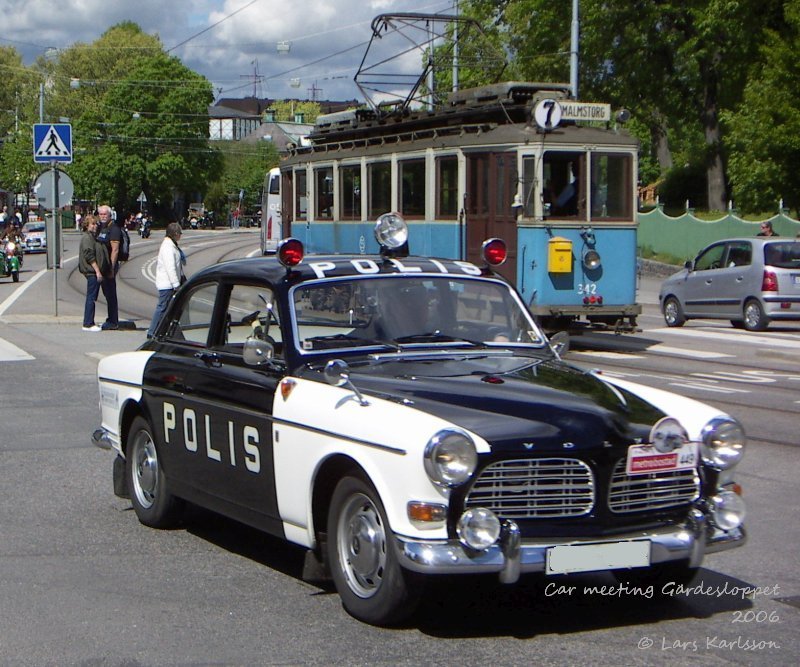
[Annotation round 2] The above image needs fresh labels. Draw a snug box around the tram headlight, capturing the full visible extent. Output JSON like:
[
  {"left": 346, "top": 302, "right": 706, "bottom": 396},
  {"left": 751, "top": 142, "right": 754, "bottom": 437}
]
[{"left": 582, "top": 248, "right": 601, "bottom": 270}]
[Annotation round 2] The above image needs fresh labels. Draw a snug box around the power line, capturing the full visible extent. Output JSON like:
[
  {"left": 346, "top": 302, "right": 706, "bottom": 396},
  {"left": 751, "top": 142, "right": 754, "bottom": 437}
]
[{"left": 167, "top": 0, "right": 263, "bottom": 53}]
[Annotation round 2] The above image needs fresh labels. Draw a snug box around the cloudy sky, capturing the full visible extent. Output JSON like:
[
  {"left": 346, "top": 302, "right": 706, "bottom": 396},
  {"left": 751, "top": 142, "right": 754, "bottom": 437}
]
[{"left": 2, "top": 0, "right": 460, "bottom": 103}]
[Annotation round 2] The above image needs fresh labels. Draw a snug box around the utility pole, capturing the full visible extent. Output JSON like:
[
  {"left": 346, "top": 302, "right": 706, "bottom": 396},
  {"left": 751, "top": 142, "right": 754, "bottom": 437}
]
[{"left": 570, "top": 0, "right": 579, "bottom": 99}]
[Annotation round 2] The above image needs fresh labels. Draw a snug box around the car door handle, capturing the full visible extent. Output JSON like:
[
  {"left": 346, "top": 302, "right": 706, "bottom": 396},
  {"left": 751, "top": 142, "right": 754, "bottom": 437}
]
[
  {"left": 736, "top": 276, "right": 744, "bottom": 282},
  {"left": 705, "top": 279, "right": 713, "bottom": 285},
  {"left": 194, "top": 351, "right": 222, "bottom": 368}
]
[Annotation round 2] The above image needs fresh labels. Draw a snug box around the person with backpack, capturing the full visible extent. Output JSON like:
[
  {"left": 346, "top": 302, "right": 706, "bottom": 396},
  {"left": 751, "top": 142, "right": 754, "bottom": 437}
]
[{"left": 96, "top": 204, "right": 128, "bottom": 330}]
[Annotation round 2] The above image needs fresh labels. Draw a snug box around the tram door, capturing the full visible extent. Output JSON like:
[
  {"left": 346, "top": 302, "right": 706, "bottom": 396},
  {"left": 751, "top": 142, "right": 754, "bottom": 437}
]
[{"left": 465, "top": 152, "right": 518, "bottom": 283}]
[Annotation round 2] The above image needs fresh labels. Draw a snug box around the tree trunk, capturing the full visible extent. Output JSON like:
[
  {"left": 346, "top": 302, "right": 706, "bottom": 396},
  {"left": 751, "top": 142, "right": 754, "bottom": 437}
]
[
  {"left": 651, "top": 111, "right": 673, "bottom": 171},
  {"left": 701, "top": 57, "right": 727, "bottom": 211}
]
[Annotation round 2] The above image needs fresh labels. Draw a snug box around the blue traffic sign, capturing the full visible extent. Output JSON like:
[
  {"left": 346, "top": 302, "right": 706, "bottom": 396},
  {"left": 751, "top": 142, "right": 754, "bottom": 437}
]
[{"left": 33, "top": 123, "right": 72, "bottom": 164}]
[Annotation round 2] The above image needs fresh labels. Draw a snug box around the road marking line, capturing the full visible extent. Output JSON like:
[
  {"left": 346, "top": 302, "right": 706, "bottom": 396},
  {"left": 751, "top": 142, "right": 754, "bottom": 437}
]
[
  {"left": 0, "top": 337, "right": 34, "bottom": 361},
  {"left": 649, "top": 344, "right": 733, "bottom": 359},
  {"left": 650, "top": 327, "right": 800, "bottom": 349},
  {"left": 571, "top": 351, "right": 645, "bottom": 360}
]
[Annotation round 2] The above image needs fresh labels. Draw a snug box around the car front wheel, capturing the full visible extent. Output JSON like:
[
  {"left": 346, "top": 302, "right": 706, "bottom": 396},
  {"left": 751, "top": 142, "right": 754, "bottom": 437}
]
[
  {"left": 663, "top": 296, "right": 686, "bottom": 327},
  {"left": 743, "top": 299, "right": 769, "bottom": 331},
  {"left": 327, "top": 475, "right": 423, "bottom": 626},
  {"left": 126, "top": 416, "right": 183, "bottom": 528}
]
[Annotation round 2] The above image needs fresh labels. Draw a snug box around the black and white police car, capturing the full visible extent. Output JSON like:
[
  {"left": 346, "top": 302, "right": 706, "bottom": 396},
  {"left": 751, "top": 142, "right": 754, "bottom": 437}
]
[{"left": 93, "top": 214, "right": 746, "bottom": 625}]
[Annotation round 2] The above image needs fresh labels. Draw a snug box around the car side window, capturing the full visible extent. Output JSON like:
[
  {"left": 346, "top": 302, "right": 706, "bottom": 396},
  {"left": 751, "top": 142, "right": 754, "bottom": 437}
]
[
  {"left": 725, "top": 242, "right": 751, "bottom": 268},
  {"left": 164, "top": 282, "right": 219, "bottom": 345},
  {"left": 694, "top": 244, "right": 726, "bottom": 271},
  {"left": 221, "top": 284, "right": 283, "bottom": 357}
]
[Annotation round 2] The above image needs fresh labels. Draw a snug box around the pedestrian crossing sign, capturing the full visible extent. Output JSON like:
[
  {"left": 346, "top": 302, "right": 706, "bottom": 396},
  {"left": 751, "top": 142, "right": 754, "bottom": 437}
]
[{"left": 33, "top": 123, "right": 72, "bottom": 163}]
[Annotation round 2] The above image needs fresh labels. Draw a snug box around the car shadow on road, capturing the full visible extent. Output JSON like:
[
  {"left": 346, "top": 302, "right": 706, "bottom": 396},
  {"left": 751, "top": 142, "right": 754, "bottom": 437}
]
[
  {"left": 181, "top": 504, "right": 757, "bottom": 633},
  {"left": 414, "top": 570, "right": 754, "bottom": 638}
]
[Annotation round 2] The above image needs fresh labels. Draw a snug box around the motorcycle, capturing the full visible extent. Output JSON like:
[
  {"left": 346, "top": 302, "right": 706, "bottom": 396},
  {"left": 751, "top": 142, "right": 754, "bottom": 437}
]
[
  {"left": 1, "top": 240, "right": 21, "bottom": 283},
  {"left": 140, "top": 217, "right": 151, "bottom": 239}
]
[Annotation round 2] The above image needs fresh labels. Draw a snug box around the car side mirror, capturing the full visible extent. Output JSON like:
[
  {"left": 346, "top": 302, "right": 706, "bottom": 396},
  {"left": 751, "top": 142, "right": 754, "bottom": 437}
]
[
  {"left": 324, "top": 359, "right": 369, "bottom": 406},
  {"left": 243, "top": 336, "right": 274, "bottom": 366},
  {"left": 684, "top": 260, "right": 692, "bottom": 270}
]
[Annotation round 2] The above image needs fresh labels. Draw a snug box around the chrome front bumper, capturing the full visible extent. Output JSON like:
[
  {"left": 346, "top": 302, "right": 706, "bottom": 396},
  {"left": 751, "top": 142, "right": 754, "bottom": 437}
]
[
  {"left": 397, "top": 509, "right": 746, "bottom": 583},
  {"left": 92, "top": 427, "right": 117, "bottom": 451}
]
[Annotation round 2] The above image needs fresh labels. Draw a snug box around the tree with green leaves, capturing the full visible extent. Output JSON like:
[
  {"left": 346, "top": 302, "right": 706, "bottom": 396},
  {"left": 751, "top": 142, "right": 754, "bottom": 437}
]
[
  {"left": 464, "top": 0, "right": 785, "bottom": 211},
  {"left": 723, "top": 2, "right": 800, "bottom": 214}
]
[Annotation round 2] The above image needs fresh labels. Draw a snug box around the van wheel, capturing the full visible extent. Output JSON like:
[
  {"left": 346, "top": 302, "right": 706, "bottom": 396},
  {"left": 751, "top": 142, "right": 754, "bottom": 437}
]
[
  {"left": 126, "top": 416, "right": 183, "bottom": 528},
  {"left": 663, "top": 297, "right": 685, "bottom": 327},
  {"left": 743, "top": 299, "right": 769, "bottom": 331},
  {"left": 327, "top": 476, "right": 423, "bottom": 625}
]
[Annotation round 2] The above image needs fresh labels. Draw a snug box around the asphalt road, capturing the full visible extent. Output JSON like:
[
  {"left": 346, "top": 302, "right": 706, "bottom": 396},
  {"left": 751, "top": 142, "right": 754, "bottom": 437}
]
[{"left": 0, "top": 230, "right": 797, "bottom": 666}]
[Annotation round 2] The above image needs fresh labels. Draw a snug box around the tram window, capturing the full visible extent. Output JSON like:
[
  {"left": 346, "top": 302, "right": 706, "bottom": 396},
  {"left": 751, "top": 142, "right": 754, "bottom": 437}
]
[
  {"left": 369, "top": 162, "right": 391, "bottom": 219},
  {"left": 340, "top": 165, "right": 361, "bottom": 220},
  {"left": 522, "top": 158, "right": 538, "bottom": 217},
  {"left": 295, "top": 170, "right": 307, "bottom": 221},
  {"left": 437, "top": 157, "right": 458, "bottom": 219},
  {"left": 591, "top": 153, "right": 632, "bottom": 219},
  {"left": 543, "top": 151, "right": 584, "bottom": 217},
  {"left": 399, "top": 159, "right": 425, "bottom": 218},
  {"left": 315, "top": 167, "right": 333, "bottom": 219}
]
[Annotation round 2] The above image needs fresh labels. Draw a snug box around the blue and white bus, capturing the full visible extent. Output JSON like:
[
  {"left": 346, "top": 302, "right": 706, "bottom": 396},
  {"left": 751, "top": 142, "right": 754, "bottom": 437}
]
[{"left": 274, "top": 82, "right": 641, "bottom": 333}]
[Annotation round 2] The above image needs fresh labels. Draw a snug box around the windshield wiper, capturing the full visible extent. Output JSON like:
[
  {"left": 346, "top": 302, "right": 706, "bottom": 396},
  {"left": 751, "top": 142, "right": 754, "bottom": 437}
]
[
  {"left": 393, "top": 332, "right": 483, "bottom": 346},
  {"left": 304, "top": 333, "right": 401, "bottom": 351}
]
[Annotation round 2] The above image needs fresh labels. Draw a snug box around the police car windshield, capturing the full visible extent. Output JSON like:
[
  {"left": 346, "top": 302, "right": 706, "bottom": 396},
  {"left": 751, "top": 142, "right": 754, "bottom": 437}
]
[{"left": 292, "top": 275, "right": 546, "bottom": 353}]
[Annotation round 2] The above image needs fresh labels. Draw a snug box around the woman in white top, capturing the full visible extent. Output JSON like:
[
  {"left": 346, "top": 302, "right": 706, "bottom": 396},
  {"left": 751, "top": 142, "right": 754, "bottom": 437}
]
[{"left": 147, "top": 222, "right": 185, "bottom": 337}]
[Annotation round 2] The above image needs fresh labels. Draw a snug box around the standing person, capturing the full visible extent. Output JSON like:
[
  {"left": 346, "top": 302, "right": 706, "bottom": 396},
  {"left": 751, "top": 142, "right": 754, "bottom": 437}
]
[
  {"left": 96, "top": 204, "right": 121, "bottom": 330},
  {"left": 757, "top": 220, "right": 779, "bottom": 237},
  {"left": 78, "top": 215, "right": 109, "bottom": 332},
  {"left": 147, "top": 222, "right": 185, "bottom": 338}
]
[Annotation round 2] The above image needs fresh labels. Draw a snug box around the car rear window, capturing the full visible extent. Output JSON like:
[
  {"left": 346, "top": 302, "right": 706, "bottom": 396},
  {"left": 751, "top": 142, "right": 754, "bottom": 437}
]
[{"left": 763, "top": 242, "right": 800, "bottom": 269}]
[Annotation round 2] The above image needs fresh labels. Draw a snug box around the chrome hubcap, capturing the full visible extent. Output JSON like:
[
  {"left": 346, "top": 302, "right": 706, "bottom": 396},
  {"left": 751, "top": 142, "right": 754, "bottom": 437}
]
[
  {"left": 132, "top": 433, "right": 158, "bottom": 509},
  {"left": 337, "top": 493, "right": 386, "bottom": 598},
  {"left": 744, "top": 303, "right": 760, "bottom": 328},
  {"left": 665, "top": 300, "right": 678, "bottom": 323}
]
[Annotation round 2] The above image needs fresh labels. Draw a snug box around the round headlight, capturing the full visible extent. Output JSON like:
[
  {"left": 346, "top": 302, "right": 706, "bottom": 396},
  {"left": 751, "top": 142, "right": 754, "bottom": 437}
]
[
  {"left": 649, "top": 417, "right": 688, "bottom": 453},
  {"left": 582, "top": 248, "right": 601, "bottom": 270},
  {"left": 457, "top": 507, "right": 501, "bottom": 550},
  {"left": 701, "top": 417, "right": 746, "bottom": 469},
  {"left": 374, "top": 212, "right": 408, "bottom": 249},
  {"left": 710, "top": 490, "right": 746, "bottom": 530},
  {"left": 424, "top": 428, "right": 477, "bottom": 488}
]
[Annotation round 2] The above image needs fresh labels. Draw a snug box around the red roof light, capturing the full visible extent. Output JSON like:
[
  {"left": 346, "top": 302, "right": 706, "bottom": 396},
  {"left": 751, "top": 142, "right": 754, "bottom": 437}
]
[
  {"left": 482, "top": 238, "right": 507, "bottom": 266},
  {"left": 278, "top": 238, "right": 304, "bottom": 267}
]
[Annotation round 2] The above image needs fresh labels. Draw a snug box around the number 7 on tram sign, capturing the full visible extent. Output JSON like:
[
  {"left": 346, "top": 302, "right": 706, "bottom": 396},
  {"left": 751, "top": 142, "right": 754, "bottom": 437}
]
[{"left": 33, "top": 123, "right": 72, "bottom": 164}]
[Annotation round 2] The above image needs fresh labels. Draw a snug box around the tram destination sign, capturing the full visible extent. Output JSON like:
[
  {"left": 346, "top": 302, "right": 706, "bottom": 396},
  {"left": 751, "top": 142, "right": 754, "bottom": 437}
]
[{"left": 560, "top": 102, "right": 611, "bottom": 122}]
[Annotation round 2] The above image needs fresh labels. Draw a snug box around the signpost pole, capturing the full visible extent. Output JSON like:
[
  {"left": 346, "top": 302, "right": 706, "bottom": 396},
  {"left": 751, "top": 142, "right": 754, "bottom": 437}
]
[{"left": 51, "top": 164, "right": 59, "bottom": 316}]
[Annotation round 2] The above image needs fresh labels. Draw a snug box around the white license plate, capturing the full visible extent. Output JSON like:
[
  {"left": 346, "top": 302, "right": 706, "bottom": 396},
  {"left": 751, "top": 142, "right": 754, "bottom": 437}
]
[
  {"left": 626, "top": 442, "right": 698, "bottom": 476},
  {"left": 793, "top": 274, "right": 800, "bottom": 286},
  {"left": 547, "top": 541, "right": 651, "bottom": 575}
]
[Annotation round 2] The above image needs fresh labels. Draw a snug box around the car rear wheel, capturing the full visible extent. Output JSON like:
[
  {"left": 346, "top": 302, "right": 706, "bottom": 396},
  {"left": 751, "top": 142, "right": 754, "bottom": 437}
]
[
  {"left": 126, "top": 416, "right": 183, "bottom": 528},
  {"left": 663, "top": 296, "right": 686, "bottom": 327},
  {"left": 327, "top": 475, "right": 423, "bottom": 626},
  {"left": 730, "top": 319, "right": 745, "bottom": 329},
  {"left": 743, "top": 299, "right": 769, "bottom": 331}
]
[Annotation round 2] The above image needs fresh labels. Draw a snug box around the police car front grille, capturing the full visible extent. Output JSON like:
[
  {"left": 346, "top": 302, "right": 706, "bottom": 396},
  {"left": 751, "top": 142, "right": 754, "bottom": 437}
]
[
  {"left": 465, "top": 458, "right": 594, "bottom": 519},
  {"left": 608, "top": 459, "right": 700, "bottom": 513}
]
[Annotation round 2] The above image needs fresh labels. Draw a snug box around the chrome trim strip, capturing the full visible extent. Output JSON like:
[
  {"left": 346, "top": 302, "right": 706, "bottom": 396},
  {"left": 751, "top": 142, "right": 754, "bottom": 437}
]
[{"left": 395, "top": 513, "right": 743, "bottom": 581}]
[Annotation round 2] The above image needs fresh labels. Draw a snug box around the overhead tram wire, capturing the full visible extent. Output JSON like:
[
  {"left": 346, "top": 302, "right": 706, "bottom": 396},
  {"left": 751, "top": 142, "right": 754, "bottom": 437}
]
[{"left": 167, "top": 0, "right": 263, "bottom": 53}]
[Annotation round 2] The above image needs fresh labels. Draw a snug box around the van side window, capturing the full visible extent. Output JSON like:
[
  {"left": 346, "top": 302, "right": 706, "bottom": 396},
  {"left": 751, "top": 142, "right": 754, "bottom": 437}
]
[
  {"left": 694, "top": 244, "right": 725, "bottom": 271},
  {"left": 726, "top": 243, "right": 751, "bottom": 267}
]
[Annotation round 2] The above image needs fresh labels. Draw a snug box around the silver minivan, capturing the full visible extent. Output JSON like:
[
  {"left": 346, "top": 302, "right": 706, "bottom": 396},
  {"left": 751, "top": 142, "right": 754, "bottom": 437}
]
[{"left": 659, "top": 237, "right": 800, "bottom": 330}]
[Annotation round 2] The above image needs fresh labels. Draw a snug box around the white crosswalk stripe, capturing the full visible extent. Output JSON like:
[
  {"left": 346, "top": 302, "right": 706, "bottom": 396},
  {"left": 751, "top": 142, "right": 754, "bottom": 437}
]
[{"left": 0, "top": 337, "right": 34, "bottom": 361}]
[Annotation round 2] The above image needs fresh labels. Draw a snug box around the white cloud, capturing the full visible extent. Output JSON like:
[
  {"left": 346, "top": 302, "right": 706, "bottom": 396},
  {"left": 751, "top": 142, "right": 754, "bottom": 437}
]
[{"left": 2, "top": 0, "right": 457, "bottom": 101}]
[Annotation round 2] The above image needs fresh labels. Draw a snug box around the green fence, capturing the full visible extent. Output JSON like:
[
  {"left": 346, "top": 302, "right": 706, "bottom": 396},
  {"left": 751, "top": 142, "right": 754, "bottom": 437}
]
[{"left": 637, "top": 205, "right": 800, "bottom": 262}]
